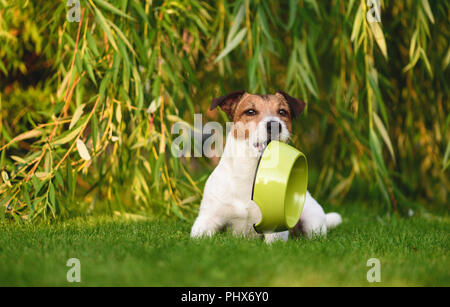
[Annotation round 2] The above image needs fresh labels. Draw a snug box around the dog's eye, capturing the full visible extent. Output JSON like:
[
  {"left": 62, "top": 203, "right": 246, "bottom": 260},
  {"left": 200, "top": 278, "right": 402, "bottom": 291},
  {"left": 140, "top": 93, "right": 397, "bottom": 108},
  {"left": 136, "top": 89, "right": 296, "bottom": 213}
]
[
  {"left": 244, "top": 109, "right": 257, "bottom": 116},
  {"left": 278, "top": 109, "right": 288, "bottom": 117}
]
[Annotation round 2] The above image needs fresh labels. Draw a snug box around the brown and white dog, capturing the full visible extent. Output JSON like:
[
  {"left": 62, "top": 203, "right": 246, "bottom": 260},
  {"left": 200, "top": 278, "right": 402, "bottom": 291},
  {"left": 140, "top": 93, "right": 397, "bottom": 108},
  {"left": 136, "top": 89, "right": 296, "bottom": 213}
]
[{"left": 190, "top": 91, "right": 342, "bottom": 243}]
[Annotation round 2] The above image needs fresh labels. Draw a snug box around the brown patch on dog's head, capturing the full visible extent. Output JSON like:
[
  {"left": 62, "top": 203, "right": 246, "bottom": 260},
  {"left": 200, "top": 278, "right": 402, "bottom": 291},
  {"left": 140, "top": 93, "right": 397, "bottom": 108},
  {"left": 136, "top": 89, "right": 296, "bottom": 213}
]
[
  {"left": 275, "top": 91, "right": 306, "bottom": 119},
  {"left": 209, "top": 91, "right": 247, "bottom": 120},
  {"left": 210, "top": 91, "right": 306, "bottom": 139},
  {"left": 232, "top": 94, "right": 294, "bottom": 133}
]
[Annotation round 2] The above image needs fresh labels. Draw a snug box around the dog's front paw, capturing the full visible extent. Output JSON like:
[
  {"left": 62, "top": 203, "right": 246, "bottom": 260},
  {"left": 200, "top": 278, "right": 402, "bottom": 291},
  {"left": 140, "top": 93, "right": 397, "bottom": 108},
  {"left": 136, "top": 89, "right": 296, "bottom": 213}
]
[
  {"left": 264, "top": 231, "right": 289, "bottom": 244},
  {"left": 190, "top": 218, "right": 216, "bottom": 238}
]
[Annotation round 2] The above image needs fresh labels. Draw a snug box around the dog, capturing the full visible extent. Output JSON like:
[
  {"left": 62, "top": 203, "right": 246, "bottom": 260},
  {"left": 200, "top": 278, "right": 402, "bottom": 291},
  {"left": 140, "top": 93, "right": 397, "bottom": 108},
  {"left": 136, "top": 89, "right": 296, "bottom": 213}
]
[{"left": 190, "top": 91, "right": 342, "bottom": 243}]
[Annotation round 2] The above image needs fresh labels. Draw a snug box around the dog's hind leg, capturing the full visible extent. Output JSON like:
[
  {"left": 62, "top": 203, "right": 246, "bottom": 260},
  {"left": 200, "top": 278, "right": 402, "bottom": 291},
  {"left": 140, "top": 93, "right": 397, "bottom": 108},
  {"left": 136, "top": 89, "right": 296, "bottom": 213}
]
[{"left": 293, "top": 191, "right": 328, "bottom": 239}]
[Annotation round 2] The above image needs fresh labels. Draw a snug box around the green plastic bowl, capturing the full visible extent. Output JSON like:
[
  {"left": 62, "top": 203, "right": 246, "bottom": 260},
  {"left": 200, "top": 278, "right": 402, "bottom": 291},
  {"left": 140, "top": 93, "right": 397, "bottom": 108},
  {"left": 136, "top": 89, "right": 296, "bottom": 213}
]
[{"left": 251, "top": 141, "right": 308, "bottom": 234}]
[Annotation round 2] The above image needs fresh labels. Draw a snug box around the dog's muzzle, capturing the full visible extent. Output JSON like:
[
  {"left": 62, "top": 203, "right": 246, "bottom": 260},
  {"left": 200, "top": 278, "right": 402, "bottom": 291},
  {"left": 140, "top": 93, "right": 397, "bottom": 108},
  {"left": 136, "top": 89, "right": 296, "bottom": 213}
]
[{"left": 266, "top": 120, "right": 282, "bottom": 141}]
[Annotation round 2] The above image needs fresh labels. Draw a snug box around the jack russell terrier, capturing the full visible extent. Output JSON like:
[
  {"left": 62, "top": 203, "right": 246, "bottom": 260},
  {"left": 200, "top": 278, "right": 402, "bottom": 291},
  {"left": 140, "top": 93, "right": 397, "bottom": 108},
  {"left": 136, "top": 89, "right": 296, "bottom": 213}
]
[{"left": 190, "top": 91, "right": 342, "bottom": 243}]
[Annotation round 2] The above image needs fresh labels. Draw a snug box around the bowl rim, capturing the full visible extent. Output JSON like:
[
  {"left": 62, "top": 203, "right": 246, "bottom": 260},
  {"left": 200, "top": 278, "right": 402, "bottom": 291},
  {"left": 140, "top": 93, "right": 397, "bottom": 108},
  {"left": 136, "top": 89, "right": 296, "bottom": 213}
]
[
  {"left": 250, "top": 141, "right": 271, "bottom": 233},
  {"left": 283, "top": 153, "right": 308, "bottom": 228},
  {"left": 250, "top": 143, "right": 268, "bottom": 201}
]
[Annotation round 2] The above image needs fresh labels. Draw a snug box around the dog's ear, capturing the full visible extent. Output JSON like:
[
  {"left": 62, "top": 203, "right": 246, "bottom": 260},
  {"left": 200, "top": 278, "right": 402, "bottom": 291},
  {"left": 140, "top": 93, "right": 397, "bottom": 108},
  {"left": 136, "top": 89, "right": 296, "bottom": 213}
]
[
  {"left": 275, "top": 90, "right": 306, "bottom": 119},
  {"left": 210, "top": 91, "right": 246, "bottom": 119}
]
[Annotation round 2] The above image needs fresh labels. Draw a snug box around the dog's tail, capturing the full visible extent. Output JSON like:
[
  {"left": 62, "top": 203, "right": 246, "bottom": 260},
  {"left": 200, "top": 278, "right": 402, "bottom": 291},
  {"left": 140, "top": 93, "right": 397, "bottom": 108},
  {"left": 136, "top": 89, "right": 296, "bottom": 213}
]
[{"left": 326, "top": 212, "right": 342, "bottom": 229}]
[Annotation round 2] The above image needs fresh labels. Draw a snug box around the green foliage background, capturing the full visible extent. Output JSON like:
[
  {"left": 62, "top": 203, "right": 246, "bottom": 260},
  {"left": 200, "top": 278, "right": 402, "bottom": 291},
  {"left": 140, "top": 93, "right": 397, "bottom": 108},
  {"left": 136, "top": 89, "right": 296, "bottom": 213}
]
[{"left": 0, "top": 0, "right": 448, "bottom": 221}]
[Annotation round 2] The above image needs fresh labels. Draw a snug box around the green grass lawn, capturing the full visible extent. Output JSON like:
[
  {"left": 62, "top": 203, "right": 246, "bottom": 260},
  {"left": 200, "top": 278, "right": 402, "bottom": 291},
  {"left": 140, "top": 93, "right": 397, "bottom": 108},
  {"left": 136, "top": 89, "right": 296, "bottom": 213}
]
[{"left": 0, "top": 204, "right": 448, "bottom": 286}]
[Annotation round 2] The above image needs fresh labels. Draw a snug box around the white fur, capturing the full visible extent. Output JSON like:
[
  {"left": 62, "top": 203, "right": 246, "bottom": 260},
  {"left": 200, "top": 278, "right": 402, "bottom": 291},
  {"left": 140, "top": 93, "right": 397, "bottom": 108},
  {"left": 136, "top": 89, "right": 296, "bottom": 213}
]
[{"left": 191, "top": 117, "right": 342, "bottom": 243}]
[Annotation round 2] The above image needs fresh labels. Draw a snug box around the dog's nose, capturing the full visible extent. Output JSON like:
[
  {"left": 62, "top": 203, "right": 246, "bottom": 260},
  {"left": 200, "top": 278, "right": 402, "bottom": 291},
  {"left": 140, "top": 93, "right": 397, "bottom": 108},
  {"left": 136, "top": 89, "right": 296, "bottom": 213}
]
[{"left": 266, "top": 121, "right": 282, "bottom": 138}]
